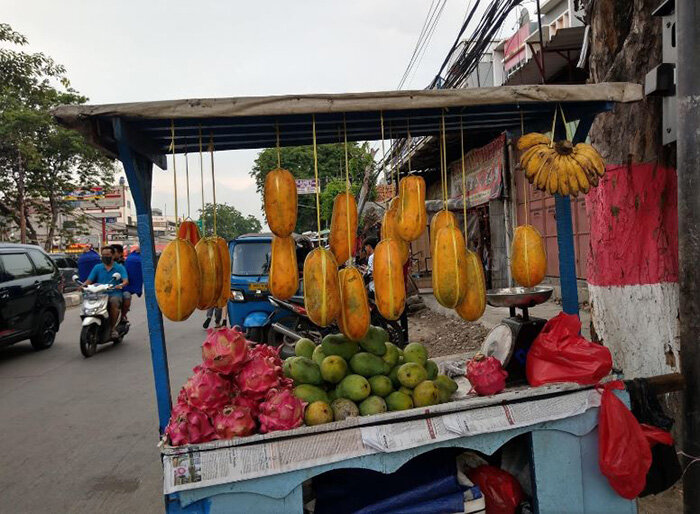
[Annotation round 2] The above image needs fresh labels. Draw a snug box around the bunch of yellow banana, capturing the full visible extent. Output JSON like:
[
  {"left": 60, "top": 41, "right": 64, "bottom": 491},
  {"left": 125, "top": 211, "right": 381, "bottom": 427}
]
[{"left": 517, "top": 132, "right": 606, "bottom": 197}]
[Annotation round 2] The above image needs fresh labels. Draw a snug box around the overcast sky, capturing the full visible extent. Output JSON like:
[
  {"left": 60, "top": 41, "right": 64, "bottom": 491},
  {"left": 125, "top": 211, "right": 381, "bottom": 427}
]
[{"left": 4, "top": 0, "right": 519, "bottom": 224}]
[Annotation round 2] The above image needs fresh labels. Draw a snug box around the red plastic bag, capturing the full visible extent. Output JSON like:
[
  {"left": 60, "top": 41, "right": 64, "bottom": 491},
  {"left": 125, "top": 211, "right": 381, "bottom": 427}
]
[
  {"left": 598, "top": 381, "right": 652, "bottom": 499},
  {"left": 467, "top": 465, "right": 524, "bottom": 514},
  {"left": 640, "top": 423, "right": 674, "bottom": 447},
  {"left": 526, "top": 312, "right": 612, "bottom": 386}
]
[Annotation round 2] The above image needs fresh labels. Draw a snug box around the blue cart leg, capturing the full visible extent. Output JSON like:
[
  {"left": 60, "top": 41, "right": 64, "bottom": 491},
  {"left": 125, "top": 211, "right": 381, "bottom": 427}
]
[{"left": 115, "top": 119, "right": 173, "bottom": 433}]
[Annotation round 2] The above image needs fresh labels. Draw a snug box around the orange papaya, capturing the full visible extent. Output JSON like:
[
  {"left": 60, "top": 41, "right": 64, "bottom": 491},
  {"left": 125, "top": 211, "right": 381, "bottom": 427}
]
[
  {"left": 303, "top": 248, "right": 341, "bottom": 327},
  {"left": 338, "top": 266, "right": 370, "bottom": 341},
  {"left": 264, "top": 168, "right": 297, "bottom": 237},
  {"left": 155, "top": 238, "right": 201, "bottom": 321},
  {"left": 214, "top": 236, "right": 231, "bottom": 308},
  {"left": 511, "top": 224, "right": 547, "bottom": 287},
  {"left": 195, "top": 237, "right": 223, "bottom": 310},
  {"left": 329, "top": 192, "right": 358, "bottom": 265},
  {"left": 455, "top": 249, "right": 486, "bottom": 321},
  {"left": 177, "top": 220, "right": 201, "bottom": 246},
  {"left": 270, "top": 235, "right": 299, "bottom": 300},
  {"left": 381, "top": 198, "right": 409, "bottom": 263},
  {"left": 430, "top": 210, "right": 457, "bottom": 254},
  {"left": 373, "top": 238, "right": 406, "bottom": 321},
  {"left": 397, "top": 175, "right": 426, "bottom": 241},
  {"left": 432, "top": 226, "right": 469, "bottom": 308}
]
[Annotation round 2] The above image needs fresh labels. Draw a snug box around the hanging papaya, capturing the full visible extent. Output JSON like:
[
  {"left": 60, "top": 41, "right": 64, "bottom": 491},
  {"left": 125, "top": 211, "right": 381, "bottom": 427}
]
[
  {"left": 329, "top": 192, "right": 358, "bottom": 265},
  {"left": 397, "top": 175, "right": 426, "bottom": 241},
  {"left": 195, "top": 237, "right": 223, "bottom": 310},
  {"left": 432, "top": 226, "right": 469, "bottom": 308},
  {"left": 177, "top": 220, "right": 201, "bottom": 246},
  {"left": 373, "top": 238, "right": 406, "bottom": 321},
  {"left": 270, "top": 235, "right": 298, "bottom": 300},
  {"left": 303, "top": 248, "right": 341, "bottom": 327},
  {"left": 155, "top": 238, "right": 201, "bottom": 321},
  {"left": 381, "top": 198, "right": 409, "bottom": 263},
  {"left": 213, "top": 236, "right": 231, "bottom": 308},
  {"left": 264, "top": 168, "right": 297, "bottom": 237},
  {"left": 511, "top": 224, "right": 547, "bottom": 287},
  {"left": 338, "top": 266, "right": 370, "bottom": 341},
  {"left": 430, "top": 210, "right": 457, "bottom": 254},
  {"left": 455, "top": 249, "right": 487, "bottom": 321}
]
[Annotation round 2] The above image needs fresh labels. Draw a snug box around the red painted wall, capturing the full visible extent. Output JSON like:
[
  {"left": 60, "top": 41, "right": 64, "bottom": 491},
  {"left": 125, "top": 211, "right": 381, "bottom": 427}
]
[{"left": 585, "top": 163, "right": 678, "bottom": 287}]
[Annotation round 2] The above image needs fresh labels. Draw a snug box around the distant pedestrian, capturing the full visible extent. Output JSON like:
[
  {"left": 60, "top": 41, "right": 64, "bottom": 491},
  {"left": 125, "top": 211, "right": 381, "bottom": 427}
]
[
  {"left": 203, "top": 307, "right": 223, "bottom": 329},
  {"left": 77, "top": 245, "right": 100, "bottom": 282},
  {"left": 124, "top": 245, "right": 143, "bottom": 322}
]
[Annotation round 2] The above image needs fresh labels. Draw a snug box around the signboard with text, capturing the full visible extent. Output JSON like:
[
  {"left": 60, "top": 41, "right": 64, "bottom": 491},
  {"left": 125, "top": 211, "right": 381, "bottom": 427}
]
[
  {"left": 295, "top": 179, "right": 318, "bottom": 195},
  {"left": 449, "top": 133, "right": 505, "bottom": 207}
]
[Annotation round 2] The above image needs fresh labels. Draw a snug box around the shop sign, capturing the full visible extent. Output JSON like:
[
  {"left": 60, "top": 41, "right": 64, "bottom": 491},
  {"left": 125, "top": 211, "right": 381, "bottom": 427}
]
[
  {"left": 295, "top": 179, "right": 318, "bottom": 195},
  {"left": 449, "top": 133, "right": 505, "bottom": 208}
]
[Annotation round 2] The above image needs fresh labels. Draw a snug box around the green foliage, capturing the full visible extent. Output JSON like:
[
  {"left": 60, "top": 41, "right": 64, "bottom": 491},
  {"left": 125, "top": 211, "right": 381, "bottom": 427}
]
[
  {"left": 0, "top": 23, "right": 115, "bottom": 248},
  {"left": 199, "top": 202, "right": 262, "bottom": 241},
  {"left": 250, "top": 142, "right": 375, "bottom": 233}
]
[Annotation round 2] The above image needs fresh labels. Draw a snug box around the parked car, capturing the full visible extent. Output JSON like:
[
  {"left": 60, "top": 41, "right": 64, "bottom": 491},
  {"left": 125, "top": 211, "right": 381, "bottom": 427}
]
[
  {"left": 0, "top": 243, "right": 66, "bottom": 350},
  {"left": 49, "top": 253, "right": 79, "bottom": 292}
]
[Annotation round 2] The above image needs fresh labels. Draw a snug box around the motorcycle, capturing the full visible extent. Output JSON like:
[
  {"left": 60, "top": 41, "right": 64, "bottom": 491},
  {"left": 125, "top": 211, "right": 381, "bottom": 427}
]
[{"left": 73, "top": 273, "right": 130, "bottom": 358}]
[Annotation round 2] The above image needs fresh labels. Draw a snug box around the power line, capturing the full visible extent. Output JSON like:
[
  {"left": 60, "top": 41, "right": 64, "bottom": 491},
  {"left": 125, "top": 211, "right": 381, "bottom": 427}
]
[
  {"left": 397, "top": 0, "right": 437, "bottom": 89},
  {"left": 398, "top": 0, "right": 447, "bottom": 90}
]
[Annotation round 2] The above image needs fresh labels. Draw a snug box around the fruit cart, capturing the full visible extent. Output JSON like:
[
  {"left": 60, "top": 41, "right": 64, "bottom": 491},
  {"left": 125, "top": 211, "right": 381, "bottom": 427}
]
[{"left": 54, "top": 82, "right": 645, "bottom": 513}]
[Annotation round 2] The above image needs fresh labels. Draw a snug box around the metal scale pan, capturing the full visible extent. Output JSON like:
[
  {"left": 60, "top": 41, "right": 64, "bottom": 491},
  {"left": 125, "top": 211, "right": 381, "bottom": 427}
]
[{"left": 480, "top": 286, "right": 554, "bottom": 379}]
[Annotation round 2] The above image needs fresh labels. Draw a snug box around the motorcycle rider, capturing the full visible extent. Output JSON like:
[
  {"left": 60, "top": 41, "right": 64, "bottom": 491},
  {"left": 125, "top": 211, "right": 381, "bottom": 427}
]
[
  {"left": 84, "top": 246, "right": 129, "bottom": 339},
  {"left": 111, "top": 244, "right": 132, "bottom": 322}
]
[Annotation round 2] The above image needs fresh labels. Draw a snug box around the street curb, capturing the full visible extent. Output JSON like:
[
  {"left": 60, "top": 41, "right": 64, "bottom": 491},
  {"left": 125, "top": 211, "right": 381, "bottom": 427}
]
[{"left": 64, "top": 292, "right": 81, "bottom": 308}]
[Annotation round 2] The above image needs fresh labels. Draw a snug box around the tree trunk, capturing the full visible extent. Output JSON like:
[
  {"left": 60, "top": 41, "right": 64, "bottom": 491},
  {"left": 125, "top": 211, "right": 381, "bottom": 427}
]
[
  {"left": 45, "top": 193, "right": 58, "bottom": 252},
  {"left": 17, "top": 150, "right": 27, "bottom": 244}
]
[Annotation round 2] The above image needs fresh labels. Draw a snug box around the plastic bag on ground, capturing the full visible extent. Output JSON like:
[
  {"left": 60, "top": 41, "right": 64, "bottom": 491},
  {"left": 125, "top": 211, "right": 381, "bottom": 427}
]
[
  {"left": 598, "top": 380, "right": 652, "bottom": 499},
  {"left": 526, "top": 312, "right": 612, "bottom": 387}
]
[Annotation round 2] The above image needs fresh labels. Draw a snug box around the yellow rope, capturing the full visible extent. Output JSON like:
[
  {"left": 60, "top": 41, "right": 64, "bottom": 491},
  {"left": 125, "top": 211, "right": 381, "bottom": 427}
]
[
  {"left": 209, "top": 134, "right": 217, "bottom": 236},
  {"left": 407, "top": 121, "right": 412, "bottom": 173},
  {"left": 343, "top": 115, "right": 352, "bottom": 263},
  {"left": 440, "top": 111, "right": 448, "bottom": 210},
  {"left": 380, "top": 111, "right": 386, "bottom": 193},
  {"left": 170, "top": 120, "right": 179, "bottom": 228},
  {"left": 460, "top": 116, "right": 467, "bottom": 237},
  {"left": 549, "top": 106, "right": 558, "bottom": 147},
  {"left": 312, "top": 115, "right": 322, "bottom": 236},
  {"left": 388, "top": 121, "right": 396, "bottom": 197},
  {"left": 184, "top": 151, "right": 191, "bottom": 219},
  {"left": 558, "top": 104, "right": 572, "bottom": 141},
  {"left": 275, "top": 121, "right": 281, "bottom": 169},
  {"left": 198, "top": 126, "right": 205, "bottom": 233},
  {"left": 521, "top": 111, "right": 530, "bottom": 226}
]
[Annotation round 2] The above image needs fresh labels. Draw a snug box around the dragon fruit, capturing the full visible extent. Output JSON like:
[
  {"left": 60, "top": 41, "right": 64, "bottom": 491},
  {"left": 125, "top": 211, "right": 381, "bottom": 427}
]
[
  {"left": 230, "top": 393, "right": 263, "bottom": 419},
  {"left": 248, "top": 344, "right": 283, "bottom": 367},
  {"left": 165, "top": 403, "right": 216, "bottom": 446},
  {"left": 183, "top": 366, "right": 232, "bottom": 414},
  {"left": 466, "top": 353, "right": 508, "bottom": 396},
  {"left": 235, "top": 353, "right": 283, "bottom": 400},
  {"left": 202, "top": 326, "right": 250, "bottom": 375},
  {"left": 213, "top": 405, "right": 256, "bottom": 439},
  {"left": 258, "top": 388, "right": 306, "bottom": 433}
]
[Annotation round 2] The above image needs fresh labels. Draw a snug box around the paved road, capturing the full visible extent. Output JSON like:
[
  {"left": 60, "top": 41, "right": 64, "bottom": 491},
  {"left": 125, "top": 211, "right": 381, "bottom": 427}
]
[{"left": 0, "top": 299, "right": 210, "bottom": 513}]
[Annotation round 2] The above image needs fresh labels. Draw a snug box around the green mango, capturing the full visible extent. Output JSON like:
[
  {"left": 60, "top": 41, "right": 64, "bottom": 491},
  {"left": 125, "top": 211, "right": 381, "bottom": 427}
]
[
  {"left": 312, "top": 345, "right": 327, "bottom": 366},
  {"left": 295, "top": 338, "right": 316, "bottom": 359},
  {"left": 425, "top": 360, "right": 439, "bottom": 380},
  {"left": 368, "top": 375, "right": 393, "bottom": 397},
  {"left": 398, "top": 386, "right": 413, "bottom": 396},
  {"left": 289, "top": 356, "right": 323, "bottom": 385},
  {"left": 283, "top": 356, "right": 298, "bottom": 378},
  {"left": 434, "top": 374, "right": 458, "bottom": 403},
  {"left": 337, "top": 374, "right": 371, "bottom": 402},
  {"left": 413, "top": 380, "right": 439, "bottom": 407},
  {"left": 349, "top": 352, "right": 387, "bottom": 377},
  {"left": 293, "top": 384, "right": 329, "bottom": 404},
  {"left": 321, "top": 355, "right": 348, "bottom": 383},
  {"left": 327, "top": 388, "right": 338, "bottom": 403},
  {"left": 331, "top": 398, "right": 359, "bottom": 420},
  {"left": 321, "top": 333, "right": 360, "bottom": 361},
  {"left": 359, "top": 326, "right": 389, "bottom": 356},
  {"left": 386, "top": 391, "right": 414, "bottom": 411},
  {"left": 403, "top": 342, "right": 428, "bottom": 367},
  {"left": 382, "top": 342, "right": 400, "bottom": 369},
  {"left": 388, "top": 365, "right": 402, "bottom": 388},
  {"left": 359, "top": 395, "right": 387, "bottom": 416},
  {"left": 398, "top": 362, "right": 428, "bottom": 388}
]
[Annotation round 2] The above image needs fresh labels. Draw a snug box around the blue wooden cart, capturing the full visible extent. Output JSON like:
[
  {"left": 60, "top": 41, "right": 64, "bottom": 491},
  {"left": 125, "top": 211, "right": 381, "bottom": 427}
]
[{"left": 54, "top": 82, "right": 643, "bottom": 513}]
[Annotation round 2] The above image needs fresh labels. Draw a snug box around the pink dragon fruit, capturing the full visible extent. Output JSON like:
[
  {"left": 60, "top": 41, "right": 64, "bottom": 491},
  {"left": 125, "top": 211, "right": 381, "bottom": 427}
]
[
  {"left": 230, "top": 393, "right": 263, "bottom": 419},
  {"left": 202, "top": 326, "right": 250, "bottom": 375},
  {"left": 183, "top": 366, "right": 232, "bottom": 414},
  {"left": 165, "top": 403, "right": 216, "bottom": 446},
  {"left": 466, "top": 353, "right": 508, "bottom": 396},
  {"left": 213, "top": 405, "right": 256, "bottom": 439},
  {"left": 235, "top": 353, "right": 283, "bottom": 400},
  {"left": 248, "top": 344, "right": 283, "bottom": 367},
  {"left": 258, "top": 388, "right": 306, "bottom": 433}
]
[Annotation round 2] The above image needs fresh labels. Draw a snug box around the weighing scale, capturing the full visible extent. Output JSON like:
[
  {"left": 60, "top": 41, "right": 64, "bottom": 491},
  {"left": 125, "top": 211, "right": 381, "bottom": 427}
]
[{"left": 481, "top": 286, "right": 554, "bottom": 382}]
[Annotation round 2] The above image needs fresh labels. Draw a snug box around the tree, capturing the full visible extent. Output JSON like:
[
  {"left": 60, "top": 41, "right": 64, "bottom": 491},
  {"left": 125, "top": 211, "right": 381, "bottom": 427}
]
[
  {"left": 250, "top": 142, "right": 376, "bottom": 232},
  {"left": 199, "top": 203, "right": 262, "bottom": 241},
  {"left": 0, "top": 23, "right": 115, "bottom": 248}
]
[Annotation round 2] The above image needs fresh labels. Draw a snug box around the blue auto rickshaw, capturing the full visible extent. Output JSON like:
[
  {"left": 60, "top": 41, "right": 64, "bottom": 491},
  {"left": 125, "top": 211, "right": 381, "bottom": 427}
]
[{"left": 227, "top": 232, "right": 312, "bottom": 342}]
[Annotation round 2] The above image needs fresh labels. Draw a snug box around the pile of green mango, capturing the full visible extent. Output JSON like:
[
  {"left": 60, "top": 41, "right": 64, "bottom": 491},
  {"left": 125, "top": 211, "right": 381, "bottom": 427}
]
[{"left": 285, "top": 326, "right": 459, "bottom": 427}]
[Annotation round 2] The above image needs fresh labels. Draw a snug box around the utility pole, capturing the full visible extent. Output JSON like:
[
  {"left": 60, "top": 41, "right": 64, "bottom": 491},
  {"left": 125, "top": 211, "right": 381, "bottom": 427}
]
[
  {"left": 677, "top": 0, "right": 700, "bottom": 511},
  {"left": 535, "top": 0, "right": 546, "bottom": 83}
]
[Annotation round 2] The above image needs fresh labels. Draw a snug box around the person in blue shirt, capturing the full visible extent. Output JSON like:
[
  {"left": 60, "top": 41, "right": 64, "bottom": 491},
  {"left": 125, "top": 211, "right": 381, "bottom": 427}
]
[
  {"left": 124, "top": 245, "right": 144, "bottom": 322},
  {"left": 77, "top": 245, "right": 101, "bottom": 282},
  {"left": 85, "top": 246, "right": 129, "bottom": 339}
]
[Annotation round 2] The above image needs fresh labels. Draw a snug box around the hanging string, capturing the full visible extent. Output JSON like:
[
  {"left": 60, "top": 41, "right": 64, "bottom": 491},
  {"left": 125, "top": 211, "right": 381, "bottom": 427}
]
[
  {"left": 388, "top": 121, "right": 397, "bottom": 197},
  {"left": 170, "top": 120, "right": 179, "bottom": 229},
  {"left": 440, "top": 111, "right": 448, "bottom": 211},
  {"left": 184, "top": 151, "right": 191, "bottom": 219},
  {"left": 343, "top": 115, "right": 353, "bottom": 264},
  {"left": 275, "top": 121, "right": 282, "bottom": 169},
  {"left": 380, "top": 111, "right": 386, "bottom": 194},
  {"left": 549, "top": 106, "right": 558, "bottom": 147},
  {"left": 198, "top": 126, "right": 205, "bottom": 233},
  {"left": 312, "top": 115, "right": 322, "bottom": 237},
  {"left": 406, "top": 120, "right": 412, "bottom": 173},
  {"left": 558, "top": 104, "right": 573, "bottom": 141},
  {"left": 520, "top": 111, "right": 529, "bottom": 226},
  {"left": 209, "top": 134, "right": 217, "bottom": 236},
  {"left": 460, "top": 116, "right": 468, "bottom": 242},
  {"left": 678, "top": 450, "right": 700, "bottom": 479}
]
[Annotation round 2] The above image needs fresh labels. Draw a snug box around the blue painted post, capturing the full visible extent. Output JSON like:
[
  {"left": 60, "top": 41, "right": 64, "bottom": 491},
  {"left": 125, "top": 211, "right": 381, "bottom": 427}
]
[
  {"left": 554, "top": 194, "right": 579, "bottom": 315},
  {"left": 114, "top": 119, "right": 173, "bottom": 433}
]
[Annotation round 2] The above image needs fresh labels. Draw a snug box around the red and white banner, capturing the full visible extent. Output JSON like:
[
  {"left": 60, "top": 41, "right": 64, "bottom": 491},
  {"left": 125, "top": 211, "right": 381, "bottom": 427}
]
[{"left": 448, "top": 133, "right": 505, "bottom": 207}]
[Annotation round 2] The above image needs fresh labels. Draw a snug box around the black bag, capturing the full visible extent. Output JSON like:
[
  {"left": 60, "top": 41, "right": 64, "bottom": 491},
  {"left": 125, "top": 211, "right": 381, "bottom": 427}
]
[{"left": 625, "top": 378, "right": 682, "bottom": 496}]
